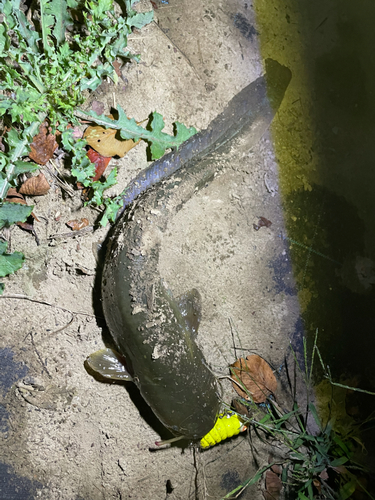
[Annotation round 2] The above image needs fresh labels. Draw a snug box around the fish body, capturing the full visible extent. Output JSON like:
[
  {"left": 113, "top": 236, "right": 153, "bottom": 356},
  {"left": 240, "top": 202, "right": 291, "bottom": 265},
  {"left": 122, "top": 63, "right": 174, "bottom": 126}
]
[{"left": 88, "top": 60, "right": 291, "bottom": 442}]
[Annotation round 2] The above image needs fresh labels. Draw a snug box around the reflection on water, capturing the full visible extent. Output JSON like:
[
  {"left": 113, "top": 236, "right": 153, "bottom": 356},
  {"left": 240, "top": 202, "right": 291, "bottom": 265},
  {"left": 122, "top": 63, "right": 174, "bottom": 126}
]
[
  {"left": 256, "top": 0, "right": 375, "bottom": 382},
  {"left": 255, "top": 0, "right": 375, "bottom": 442}
]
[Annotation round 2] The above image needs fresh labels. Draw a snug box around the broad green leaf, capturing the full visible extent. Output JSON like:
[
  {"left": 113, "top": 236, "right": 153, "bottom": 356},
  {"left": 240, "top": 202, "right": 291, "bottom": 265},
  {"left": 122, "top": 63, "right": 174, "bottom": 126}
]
[
  {"left": 332, "top": 434, "right": 350, "bottom": 455},
  {"left": 13, "top": 161, "right": 40, "bottom": 175},
  {"left": 329, "top": 455, "right": 349, "bottom": 467},
  {"left": 90, "top": 168, "right": 117, "bottom": 206},
  {"left": 0, "top": 240, "right": 25, "bottom": 278},
  {"left": 0, "top": 25, "right": 8, "bottom": 55},
  {"left": 89, "top": 0, "right": 112, "bottom": 18},
  {"left": 0, "top": 202, "right": 33, "bottom": 229},
  {"left": 44, "top": 0, "right": 72, "bottom": 45},
  {"left": 101, "top": 196, "right": 123, "bottom": 226},
  {"left": 127, "top": 10, "right": 154, "bottom": 30},
  {"left": 14, "top": 8, "right": 40, "bottom": 52},
  {"left": 77, "top": 107, "right": 197, "bottom": 160},
  {"left": 1, "top": 0, "right": 13, "bottom": 18},
  {"left": 339, "top": 479, "right": 357, "bottom": 500}
]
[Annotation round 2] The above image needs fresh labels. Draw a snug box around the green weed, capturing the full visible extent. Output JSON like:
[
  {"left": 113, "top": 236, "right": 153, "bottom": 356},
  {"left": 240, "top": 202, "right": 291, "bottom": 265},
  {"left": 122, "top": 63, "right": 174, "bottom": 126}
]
[
  {"left": 223, "top": 332, "right": 375, "bottom": 499},
  {"left": 0, "top": 0, "right": 196, "bottom": 288}
]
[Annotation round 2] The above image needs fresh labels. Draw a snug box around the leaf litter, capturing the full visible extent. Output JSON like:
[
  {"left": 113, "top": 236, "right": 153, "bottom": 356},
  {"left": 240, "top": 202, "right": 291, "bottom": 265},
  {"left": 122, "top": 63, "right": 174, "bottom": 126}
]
[
  {"left": 231, "top": 354, "right": 277, "bottom": 403},
  {"left": 28, "top": 123, "right": 58, "bottom": 165},
  {"left": 83, "top": 116, "right": 141, "bottom": 158},
  {"left": 0, "top": 0, "right": 198, "bottom": 289}
]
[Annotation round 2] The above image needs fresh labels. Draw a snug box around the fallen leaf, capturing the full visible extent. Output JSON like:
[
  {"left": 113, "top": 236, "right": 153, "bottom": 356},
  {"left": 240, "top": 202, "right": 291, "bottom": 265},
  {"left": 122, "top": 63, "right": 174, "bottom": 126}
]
[
  {"left": 253, "top": 216, "right": 272, "bottom": 231},
  {"left": 319, "top": 469, "right": 329, "bottom": 480},
  {"left": 232, "top": 398, "right": 250, "bottom": 417},
  {"left": 91, "top": 100, "right": 105, "bottom": 116},
  {"left": 5, "top": 188, "right": 27, "bottom": 205},
  {"left": 66, "top": 218, "right": 90, "bottom": 231},
  {"left": 29, "top": 123, "right": 58, "bottom": 165},
  {"left": 112, "top": 60, "right": 122, "bottom": 79},
  {"left": 86, "top": 147, "right": 112, "bottom": 181},
  {"left": 270, "top": 464, "right": 282, "bottom": 475},
  {"left": 330, "top": 465, "right": 348, "bottom": 475},
  {"left": 83, "top": 115, "right": 140, "bottom": 157},
  {"left": 231, "top": 355, "right": 277, "bottom": 403},
  {"left": 263, "top": 470, "right": 282, "bottom": 500},
  {"left": 19, "top": 173, "right": 50, "bottom": 196},
  {"left": 313, "top": 478, "right": 321, "bottom": 494}
]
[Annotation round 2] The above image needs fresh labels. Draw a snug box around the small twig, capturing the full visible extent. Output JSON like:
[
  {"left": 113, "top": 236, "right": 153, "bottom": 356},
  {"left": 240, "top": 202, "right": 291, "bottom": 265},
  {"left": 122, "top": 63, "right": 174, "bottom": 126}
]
[
  {"left": 44, "top": 160, "right": 75, "bottom": 197},
  {"left": 0, "top": 294, "right": 98, "bottom": 318},
  {"left": 48, "top": 226, "right": 94, "bottom": 240},
  {"left": 46, "top": 315, "right": 75, "bottom": 337},
  {"left": 25, "top": 330, "right": 52, "bottom": 379}
]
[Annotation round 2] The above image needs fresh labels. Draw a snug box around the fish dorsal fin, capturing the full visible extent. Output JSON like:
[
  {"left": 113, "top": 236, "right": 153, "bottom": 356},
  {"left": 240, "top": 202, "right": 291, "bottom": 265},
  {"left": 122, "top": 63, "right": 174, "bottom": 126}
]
[
  {"left": 176, "top": 289, "right": 202, "bottom": 336},
  {"left": 85, "top": 348, "right": 133, "bottom": 381}
]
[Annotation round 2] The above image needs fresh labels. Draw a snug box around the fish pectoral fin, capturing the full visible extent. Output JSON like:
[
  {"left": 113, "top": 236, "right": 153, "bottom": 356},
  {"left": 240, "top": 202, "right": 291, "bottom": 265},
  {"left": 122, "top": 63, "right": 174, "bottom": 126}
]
[
  {"left": 176, "top": 288, "right": 202, "bottom": 336},
  {"left": 85, "top": 348, "right": 133, "bottom": 381}
]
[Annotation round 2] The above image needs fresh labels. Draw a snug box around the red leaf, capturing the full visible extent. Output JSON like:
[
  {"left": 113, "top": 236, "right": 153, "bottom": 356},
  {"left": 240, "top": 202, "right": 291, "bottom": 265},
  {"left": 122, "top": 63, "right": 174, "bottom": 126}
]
[{"left": 86, "top": 147, "right": 111, "bottom": 181}]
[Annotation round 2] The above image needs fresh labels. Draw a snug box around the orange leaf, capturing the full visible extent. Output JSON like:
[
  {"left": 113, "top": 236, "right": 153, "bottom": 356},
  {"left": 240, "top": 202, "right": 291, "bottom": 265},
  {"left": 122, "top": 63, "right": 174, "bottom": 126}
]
[
  {"left": 29, "top": 123, "right": 58, "bottom": 165},
  {"left": 66, "top": 218, "right": 90, "bottom": 231},
  {"left": 231, "top": 355, "right": 277, "bottom": 403},
  {"left": 83, "top": 115, "right": 140, "bottom": 157},
  {"left": 86, "top": 147, "right": 112, "bottom": 181}
]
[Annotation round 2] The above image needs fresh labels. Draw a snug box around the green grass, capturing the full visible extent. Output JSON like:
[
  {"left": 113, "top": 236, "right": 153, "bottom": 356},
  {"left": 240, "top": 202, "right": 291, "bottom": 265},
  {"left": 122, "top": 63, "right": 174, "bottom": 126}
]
[{"left": 223, "top": 332, "right": 375, "bottom": 499}]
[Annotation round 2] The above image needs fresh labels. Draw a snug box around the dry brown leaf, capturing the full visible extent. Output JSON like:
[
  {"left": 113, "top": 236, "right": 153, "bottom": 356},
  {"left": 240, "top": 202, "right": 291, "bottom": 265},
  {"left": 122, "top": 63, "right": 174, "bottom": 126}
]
[
  {"left": 83, "top": 115, "right": 140, "bottom": 157},
  {"left": 319, "top": 469, "right": 329, "bottom": 480},
  {"left": 231, "top": 354, "right": 277, "bottom": 403},
  {"left": 313, "top": 478, "right": 321, "bottom": 494},
  {"left": 232, "top": 398, "right": 250, "bottom": 417},
  {"left": 270, "top": 464, "right": 282, "bottom": 475},
  {"left": 29, "top": 123, "right": 58, "bottom": 165},
  {"left": 112, "top": 60, "right": 122, "bottom": 79},
  {"left": 253, "top": 216, "right": 272, "bottom": 231},
  {"left": 5, "top": 187, "right": 27, "bottom": 205},
  {"left": 19, "top": 173, "right": 50, "bottom": 196},
  {"left": 66, "top": 218, "right": 90, "bottom": 231},
  {"left": 263, "top": 470, "right": 282, "bottom": 500}
]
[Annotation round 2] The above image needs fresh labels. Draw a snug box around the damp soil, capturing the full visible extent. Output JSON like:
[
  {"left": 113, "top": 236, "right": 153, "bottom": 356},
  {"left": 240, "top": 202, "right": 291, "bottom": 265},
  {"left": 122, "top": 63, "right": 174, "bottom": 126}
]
[{"left": 0, "top": 1, "right": 304, "bottom": 499}]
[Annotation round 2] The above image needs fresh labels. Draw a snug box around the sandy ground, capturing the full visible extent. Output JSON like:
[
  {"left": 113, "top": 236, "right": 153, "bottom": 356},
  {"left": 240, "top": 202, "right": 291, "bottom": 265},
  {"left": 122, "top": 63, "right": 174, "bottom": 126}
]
[{"left": 0, "top": 1, "right": 302, "bottom": 498}]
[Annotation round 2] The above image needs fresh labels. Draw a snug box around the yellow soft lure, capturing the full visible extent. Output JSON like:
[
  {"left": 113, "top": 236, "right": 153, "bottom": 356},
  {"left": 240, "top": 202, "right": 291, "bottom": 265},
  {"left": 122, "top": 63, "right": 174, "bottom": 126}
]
[{"left": 200, "top": 412, "right": 247, "bottom": 449}]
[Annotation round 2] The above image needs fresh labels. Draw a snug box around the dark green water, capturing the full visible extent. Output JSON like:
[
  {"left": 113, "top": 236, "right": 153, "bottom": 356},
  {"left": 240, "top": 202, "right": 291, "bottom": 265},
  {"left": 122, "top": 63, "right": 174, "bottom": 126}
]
[{"left": 256, "top": 0, "right": 375, "bottom": 403}]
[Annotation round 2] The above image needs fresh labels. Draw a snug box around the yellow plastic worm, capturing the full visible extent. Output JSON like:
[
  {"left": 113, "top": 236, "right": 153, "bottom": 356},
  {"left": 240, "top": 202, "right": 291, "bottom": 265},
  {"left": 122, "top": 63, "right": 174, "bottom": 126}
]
[{"left": 200, "top": 411, "right": 247, "bottom": 449}]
